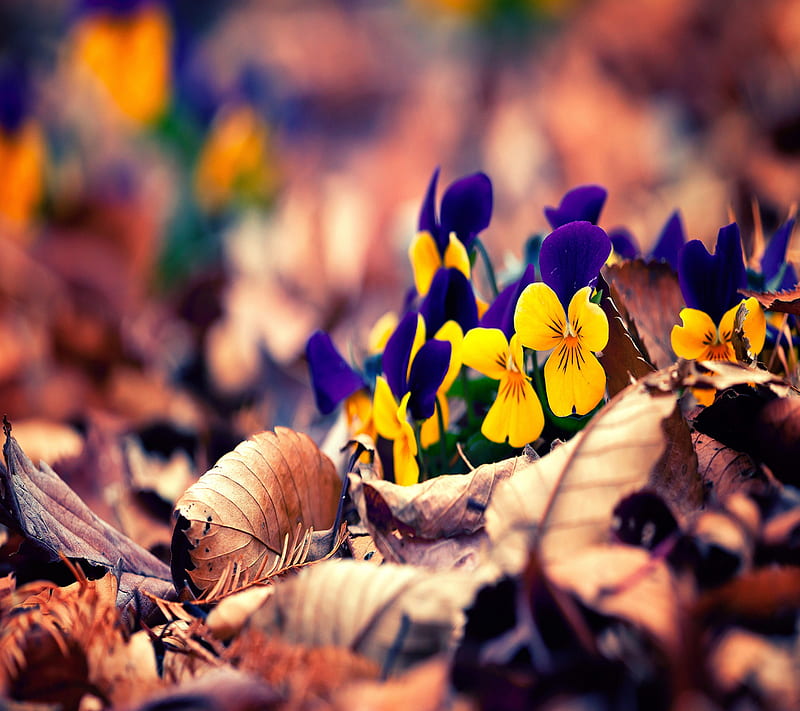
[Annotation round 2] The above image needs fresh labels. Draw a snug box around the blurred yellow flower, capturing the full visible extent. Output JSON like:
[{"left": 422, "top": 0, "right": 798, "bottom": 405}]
[
  {"left": 0, "top": 120, "right": 45, "bottom": 231},
  {"left": 195, "top": 104, "right": 277, "bottom": 211},
  {"left": 72, "top": 4, "right": 171, "bottom": 125}
]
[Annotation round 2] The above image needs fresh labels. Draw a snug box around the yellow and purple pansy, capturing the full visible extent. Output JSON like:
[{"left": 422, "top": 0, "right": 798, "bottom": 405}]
[
  {"left": 408, "top": 168, "right": 492, "bottom": 296},
  {"left": 514, "top": 221, "right": 612, "bottom": 417},
  {"left": 306, "top": 330, "right": 373, "bottom": 436},
  {"left": 671, "top": 223, "right": 766, "bottom": 365},
  {"left": 373, "top": 312, "right": 451, "bottom": 485}
]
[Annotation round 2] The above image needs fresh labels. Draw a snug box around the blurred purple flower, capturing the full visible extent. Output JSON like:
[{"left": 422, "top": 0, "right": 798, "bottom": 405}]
[{"left": 479, "top": 263, "right": 537, "bottom": 339}]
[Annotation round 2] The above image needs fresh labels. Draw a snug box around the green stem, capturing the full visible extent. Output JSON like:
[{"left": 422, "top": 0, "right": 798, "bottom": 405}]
[
  {"left": 435, "top": 397, "right": 448, "bottom": 473},
  {"left": 460, "top": 369, "right": 479, "bottom": 429},
  {"left": 413, "top": 421, "right": 426, "bottom": 482},
  {"left": 473, "top": 237, "right": 499, "bottom": 299}
]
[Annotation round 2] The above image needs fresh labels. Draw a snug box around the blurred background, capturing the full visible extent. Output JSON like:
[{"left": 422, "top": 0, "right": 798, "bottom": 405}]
[{"left": 1, "top": 0, "right": 799, "bottom": 470}]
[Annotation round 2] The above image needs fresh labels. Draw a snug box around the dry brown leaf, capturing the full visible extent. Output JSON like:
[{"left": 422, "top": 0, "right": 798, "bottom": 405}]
[
  {"left": 604, "top": 260, "right": 684, "bottom": 369},
  {"left": 0, "top": 425, "right": 174, "bottom": 620},
  {"left": 710, "top": 629, "right": 800, "bottom": 710},
  {"left": 548, "top": 544, "right": 681, "bottom": 656},
  {"left": 692, "top": 432, "right": 766, "bottom": 503},
  {"left": 205, "top": 585, "right": 275, "bottom": 641},
  {"left": 485, "top": 373, "right": 678, "bottom": 571},
  {"left": 332, "top": 655, "right": 477, "bottom": 711},
  {"left": 248, "top": 559, "right": 482, "bottom": 674},
  {"left": 741, "top": 285, "right": 800, "bottom": 315},
  {"left": 171, "top": 427, "right": 341, "bottom": 596},
  {"left": 0, "top": 571, "right": 165, "bottom": 709},
  {"left": 350, "top": 458, "right": 516, "bottom": 540},
  {"left": 598, "top": 276, "right": 656, "bottom": 397}
]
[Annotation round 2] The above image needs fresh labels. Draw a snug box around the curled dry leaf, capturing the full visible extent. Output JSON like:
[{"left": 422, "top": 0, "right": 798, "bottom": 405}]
[
  {"left": 248, "top": 559, "right": 482, "bottom": 674},
  {"left": 0, "top": 426, "right": 174, "bottom": 620},
  {"left": 603, "top": 260, "right": 684, "bottom": 369},
  {"left": 598, "top": 275, "right": 655, "bottom": 397},
  {"left": 740, "top": 285, "right": 800, "bottom": 315},
  {"left": 171, "top": 427, "right": 341, "bottom": 596},
  {"left": 692, "top": 432, "right": 766, "bottom": 503},
  {"left": 485, "top": 373, "right": 679, "bottom": 571},
  {"left": 350, "top": 457, "right": 516, "bottom": 539}
]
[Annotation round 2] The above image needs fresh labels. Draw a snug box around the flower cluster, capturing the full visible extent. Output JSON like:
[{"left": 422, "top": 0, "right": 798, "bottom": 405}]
[{"left": 307, "top": 176, "right": 796, "bottom": 485}]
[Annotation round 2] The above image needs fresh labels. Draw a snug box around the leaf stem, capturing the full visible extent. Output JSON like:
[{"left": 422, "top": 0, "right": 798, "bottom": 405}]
[{"left": 473, "top": 237, "right": 499, "bottom": 299}]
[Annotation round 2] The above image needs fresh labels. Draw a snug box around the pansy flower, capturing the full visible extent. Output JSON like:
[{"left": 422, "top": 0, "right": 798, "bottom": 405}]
[
  {"left": 0, "top": 62, "right": 45, "bottom": 231},
  {"left": 671, "top": 223, "right": 766, "bottom": 365},
  {"left": 306, "top": 331, "right": 373, "bottom": 437},
  {"left": 408, "top": 168, "right": 492, "bottom": 296},
  {"left": 373, "top": 312, "right": 450, "bottom": 485},
  {"left": 514, "top": 222, "right": 612, "bottom": 417},
  {"left": 462, "top": 329, "right": 544, "bottom": 447},
  {"left": 419, "top": 267, "right": 479, "bottom": 336},
  {"left": 544, "top": 185, "right": 607, "bottom": 230}
]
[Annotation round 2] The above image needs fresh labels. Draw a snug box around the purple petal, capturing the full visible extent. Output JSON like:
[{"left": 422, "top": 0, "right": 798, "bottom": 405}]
[
  {"left": 775, "top": 264, "right": 797, "bottom": 291},
  {"left": 439, "top": 172, "right": 493, "bottom": 251},
  {"left": 480, "top": 263, "right": 538, "bottom": 339},
  {"left": 382, "top": 311, "right": 419, "bottom": 399},
  {"left": 306, "top": 331, "right": 365, "bottom": 415},
  {"left": 0, "top": 61, "right": 31, "bottom": 133},
  {"left": 761, "top": 218, "right": 795, "bottom": 281},
  {"left": 678, "top": 223, "right": 746, "bottom": 322},
  {"left": 777, "top": 263, "right": 798, "bottom": 292},
  {"left": 544, "top": 185, "right": 607, "bottom": 230},
  {"left": 649, "top": 211, "right": 685, "bottom": 270},
  {"left": 420, "top": 268, "right": 479, "bottom": 336},
  {"left": 539, "top": 222, "right": 612, "bottom": 307},
  {"left": 407, "top": 339, "right": 451, "bottom": 421},
  {"left": 418, "top": 167, "right": 440, "bottom": 234},
  {"left": 609, "top": 228, "right": 640, "bottom": 260}
]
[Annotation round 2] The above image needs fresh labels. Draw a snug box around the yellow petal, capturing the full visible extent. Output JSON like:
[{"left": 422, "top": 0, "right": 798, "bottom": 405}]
[
  {"left": 421, "top": 394, "right": 449, "bottom": 448},
  {"left": 482, "top": 373, "right": 544, "bottom": 448},
  {"left": 373, "top": 376, "right": 402, "bottom": 441},
  {"left": 462, "top": 327, "right": 510, "bottom": 380},
  {"left": 514, "top": 282, "right": 566, "bottom": 351},
  {"left": 671, "top": 308, "right": 717, "bottom": 360},
  {"left": 720, "top": 298, "right": 766, "bottom": 356},
  {"left": 567, "top": 286, "right": 608, "bottom": 352},
  {"left": 443, "top": 233, "right": 471, "bottom": 280},
  {"left": 408, "top": 231, "right": 443, "bottom": 296},
  {"left": 0, "top": 123, "right": 45, "bottom": 230},
  {"left": 476, "top": 296, "right": 490, "bottom": 320},
  {"left": 544, "top": 342, "right": 606, "bottom": 416},
  {"left": 434, "top": 320, "right": 464, "bottom": 393},
  {"left": 408, "top": 313, "right": 427, "bottom": 380},
  {"left": 368, "top": 311, "right": 399, "bottom": 354},
  {"left": 394, "top": 393, "right": 419, "bottom": 486},
  {"left": 345, "top": 389, "right": 374, "bottom": 439}
]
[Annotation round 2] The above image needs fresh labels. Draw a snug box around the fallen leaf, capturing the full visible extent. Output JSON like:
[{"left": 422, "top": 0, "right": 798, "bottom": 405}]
[
  {"left": 248, "top": 558, "right": 482, "bottom": 674},
  {"left": 692, "top": 432, "right": 766, "bottom": 503},
  {"left": 331, "top": 655, "right": 477, "bottom": 711},
  {"left": 603, "top": 260, "right": 684, "bottom": 369},
  {"left": 171, "top": 427, "right": 341, "bottom": 596},
  {"left": 740, "top": 285, "right": 800, "bottom": 315},
  {"left": 598, "top": 275, "right": 656, "bottom": 397},
  {"left": 710, "top": 629, "right": 800, "bottom": 710},
  {"left": 349, "top": 458, "right": 516, "bottom": 540},
  {"left": 485, "top": 372, "right": 678, "bottom": 571},
  {"left": 548, "top": 544, "right": 681, "bottom": 656},
  {"left": 0, "top": 424, "right": 174, "bottom": 620}
]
